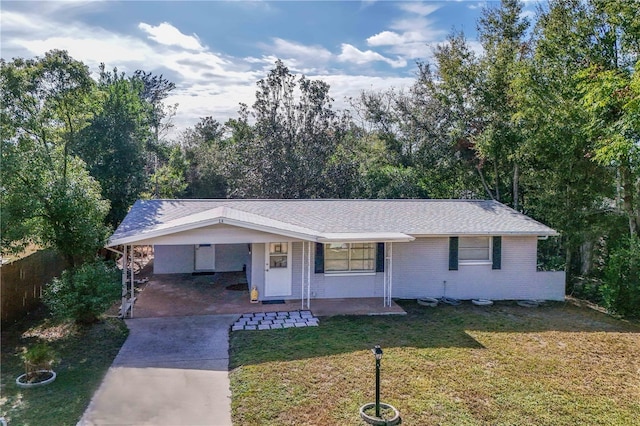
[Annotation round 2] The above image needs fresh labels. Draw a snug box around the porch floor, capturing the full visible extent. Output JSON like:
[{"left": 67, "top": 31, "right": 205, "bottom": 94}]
[{"left": 128, "top": 271, "right": 406, "bottom": 318}]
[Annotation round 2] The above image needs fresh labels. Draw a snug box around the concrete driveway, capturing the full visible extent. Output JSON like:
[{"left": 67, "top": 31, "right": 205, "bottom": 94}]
[{"left": 79, "top": 315, "right": 238, "bottom": 426}]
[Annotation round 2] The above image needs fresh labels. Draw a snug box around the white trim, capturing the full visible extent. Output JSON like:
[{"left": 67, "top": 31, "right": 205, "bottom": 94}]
[
  {"left": 318, "top": 233, "right": 414, "bottom": 243},
  {"left": 412, "top": 231, "right": 558, "bottom": 237},
  {"left": 459, "top": 236, "right": 492, "bottom": 264},
  {"left": 324, "top": 272, "right": 377, "bottom": 277}
]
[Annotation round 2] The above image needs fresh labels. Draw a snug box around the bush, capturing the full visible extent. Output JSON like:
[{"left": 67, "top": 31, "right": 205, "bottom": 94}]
[
  {"left": 21, "top": 343, "right": 57, "bottom": 379},
  {"left": 600, "top": 235, "right": 640, "bottom": 318},
  {"left": 43, "top": 259, "right": 121, "bottom": 323}
]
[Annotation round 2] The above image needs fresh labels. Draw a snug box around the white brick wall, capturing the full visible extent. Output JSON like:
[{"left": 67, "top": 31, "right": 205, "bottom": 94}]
[{"left": 392, "top": 237, "right": 565, "bottom": 300}]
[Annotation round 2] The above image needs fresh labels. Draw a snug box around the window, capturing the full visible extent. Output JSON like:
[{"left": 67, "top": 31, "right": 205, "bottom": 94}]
[
  {"left": 459, "top": 237, "right": 491, "bottom": 263},
  {"left": 324, "top": 243, "right": 375, "bottom": 272},
  {"left": 269, "top": 243, "right": 288, "bottom": 268}
]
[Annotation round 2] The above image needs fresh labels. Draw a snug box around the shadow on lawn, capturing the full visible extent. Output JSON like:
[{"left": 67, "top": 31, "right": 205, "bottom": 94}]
[{"left": 229, "top": 299, "right": 640, "bottom": 367}]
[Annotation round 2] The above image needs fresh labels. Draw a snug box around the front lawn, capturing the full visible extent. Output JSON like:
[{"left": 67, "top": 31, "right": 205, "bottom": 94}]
[
  {"left": 229, "top": 300, "right": 640, "bottom": 425},
  {"left": 0, "top": 309, "right": 128, "bottom": 425}
]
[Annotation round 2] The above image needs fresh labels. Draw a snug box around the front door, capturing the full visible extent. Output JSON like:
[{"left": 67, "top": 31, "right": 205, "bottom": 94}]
[{"left": 264, "top": 242, "right": 292, "bottom": 297}]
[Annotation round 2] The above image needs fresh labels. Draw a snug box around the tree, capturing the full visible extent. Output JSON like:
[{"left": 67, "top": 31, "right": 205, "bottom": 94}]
[
  {"left": 143, "top": 145, "right": 188, "bottom": 198},
  {"left": 575, "top": 0, "right": 640, "bottom": 237},
  {"left": 227, "top": 60, "right": 355, "bottom": 198},
  {"left": 1, "top": 50, "right": 110, "bottom": 265},
  {"left": 132, "top": 70, "right": 177, "bottom": 198},
  {"left": 74, "top": 65, "right": 149, "bottom": 227},
  {"left": 181, "top": 117, "right": 229, "bottom": 198},
  {"left": 474, "top": 0, "right": 531, "bottom": 209}
]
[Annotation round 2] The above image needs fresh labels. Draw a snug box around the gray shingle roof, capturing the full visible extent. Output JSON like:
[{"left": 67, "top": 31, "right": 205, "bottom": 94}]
[{"left": 108, "top": 199, "right": 558, "bottom": 246}]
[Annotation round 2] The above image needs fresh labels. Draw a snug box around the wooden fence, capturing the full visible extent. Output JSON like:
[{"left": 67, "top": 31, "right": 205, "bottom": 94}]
[{"left": 1, "top": 249, "right": 67, "bottom": 324}]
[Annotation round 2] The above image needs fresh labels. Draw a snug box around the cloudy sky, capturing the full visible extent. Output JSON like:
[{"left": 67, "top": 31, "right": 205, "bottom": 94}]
[{"left": 1, "top": 0, "right": 536, "bottom": 135}]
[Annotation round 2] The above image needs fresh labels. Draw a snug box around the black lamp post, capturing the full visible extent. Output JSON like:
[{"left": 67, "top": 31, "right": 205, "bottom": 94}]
[{"left": 372, "top": 345, "right": 383, "bottom": 418}]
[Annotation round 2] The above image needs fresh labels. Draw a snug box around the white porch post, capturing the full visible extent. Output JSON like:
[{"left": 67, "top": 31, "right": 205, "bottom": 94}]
[
  {"left": 301, "top": 241, "right": 306, "bottom": 310},
  {"left": 121, "top": 244, "right": 127, "bottom": 317},
  {"left": 307, "top": 241, "right": 311, "bottom": 310},
  {"left": 130, "top": 245, "right": 135, "bottom": 318},
  {"left": 383, "top": 242, "right": 393, "bottom": 307},
  {"left": 383, "top": 242, "right": 387, "bottom": 307},
  {"left": 388, "top": 242, "right": 393, "bottom": 307}
]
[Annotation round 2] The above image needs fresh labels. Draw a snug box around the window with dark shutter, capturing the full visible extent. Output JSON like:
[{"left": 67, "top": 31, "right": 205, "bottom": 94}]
[
  {"left": 375, "top": 243, "right": 385, "bottom": 272},
  {"left": 492, "top": 236, "right": 502, "bottom": 270},
  {"left": 314, "top": 242, "right": 324, "bottom": 273},
  {"left": 449, "top": 237, "right": 459, "bottom": 270}
]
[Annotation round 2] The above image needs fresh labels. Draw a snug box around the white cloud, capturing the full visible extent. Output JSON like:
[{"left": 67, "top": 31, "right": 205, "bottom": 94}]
[
  {"left": 252, "top": 38, "right": 333, "bottom": 74},
  {"left": 138, "top": 22, "right": 205, "bottom": 51},
  {"left": 338, "top": 44, "right": 407, "bottom": 68},
  {"left": 271, "top": 38, "right": 332, "bottom": 62},
  {"left": 364, "top": 2, "right": 447, "bottom": 61},
  {"left": 0, "top": 3, "right": 421, "bottom": 136},
  {"left": 398, "top": 3, "right": 440, "bottom": 16}
]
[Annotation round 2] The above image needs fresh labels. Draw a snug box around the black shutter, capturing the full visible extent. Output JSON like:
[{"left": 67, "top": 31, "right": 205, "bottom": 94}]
[
  {"left": 449, "top": 237, "right": 459, "bottom": 271},
  {"left": 376, "top": 243, "right": 385, "bottom": 272},
  {"left": 314, "top": 243, "right": 324, "bottom": 273},
  {"left": 492, "top": 236, "right": 502, "bottom": 270}
]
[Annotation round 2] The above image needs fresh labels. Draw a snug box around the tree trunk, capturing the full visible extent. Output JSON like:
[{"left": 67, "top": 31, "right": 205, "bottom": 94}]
[
  {"left": 476, "top": 166, "right": 495, "bottom": 200},
  {"left": 620, "top": 164, "right": 639, "bottom": 237},
  {"left": 564, "top": 244, "right": 572, "bottom": 293},
  {"left": 493, "top": 160, "right": 501, "bottom": 202},
  {"left": 513, "top": 162, "right": 519, "bottom": 211}
]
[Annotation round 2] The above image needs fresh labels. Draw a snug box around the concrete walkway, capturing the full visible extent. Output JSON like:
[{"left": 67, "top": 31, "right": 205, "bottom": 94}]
[{"left": 79, "top": 315, "right": 238, "bottom": 426}]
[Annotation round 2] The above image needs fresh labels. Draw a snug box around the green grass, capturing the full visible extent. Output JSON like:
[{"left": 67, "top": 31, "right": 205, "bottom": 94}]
[
  {"left": 1, "top": 311, "right": 128, "bottom": 425},
  {"left": 229, "top": 300, "right": 640, "bottom": 425}
]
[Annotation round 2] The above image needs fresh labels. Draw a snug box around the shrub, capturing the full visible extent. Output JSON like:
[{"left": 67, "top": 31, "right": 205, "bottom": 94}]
[
  {"left": 43, "top": 259, "right": 121, "bottom": 323},
  {"left": 600, "top": 235, "right": 640, "bottom": 318},
  {"left": 21, "top": 343, "right": 57, "bottom": 379}
]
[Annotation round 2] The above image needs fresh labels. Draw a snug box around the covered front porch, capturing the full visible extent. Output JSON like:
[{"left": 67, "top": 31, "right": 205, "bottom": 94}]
[{"left": 127, "top": 269, "right": 406, "bottom": 318}]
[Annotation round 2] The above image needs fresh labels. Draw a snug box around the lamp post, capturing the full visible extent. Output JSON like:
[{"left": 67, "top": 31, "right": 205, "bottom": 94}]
[{"left": 372, "top": 345, "right": 383, "bottom": 418}]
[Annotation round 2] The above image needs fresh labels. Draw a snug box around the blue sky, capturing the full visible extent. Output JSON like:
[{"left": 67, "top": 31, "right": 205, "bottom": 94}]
[{"left": 1, "top": 1, "right": 537, "bottom": 135}]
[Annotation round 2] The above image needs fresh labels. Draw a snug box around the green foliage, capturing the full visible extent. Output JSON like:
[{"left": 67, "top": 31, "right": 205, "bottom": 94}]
[
  {"left": 21, "top": 343, "right": 57, "bottom": 374},
  {"left": 1, "top": 50, "right": 110, "bottom": 265},
  {"left": 144, "top": 145, "right": 188, "bottom": 198},
  {"left": 43, "top": 260, "right": 121, "bottom": 323},
  {"left": 75, "top": 65, "right": 150, "bottom": 227},
  {"left": 225, "top": 60, "right": 356, "bottom": 198},
  {"left": 600, "top": 236, "right": 640, "bottom": 318},
  {"left": 20, "top": 342, "right": 57, "bottom": 382}
]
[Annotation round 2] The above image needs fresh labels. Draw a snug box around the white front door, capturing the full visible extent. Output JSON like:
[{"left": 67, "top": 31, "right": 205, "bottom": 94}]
[
  {"left": 264, "top": 242, "right": 292, "bottom": 297},
  {"left": 195, "top": 244, "right": 215, "bottom": 271}
]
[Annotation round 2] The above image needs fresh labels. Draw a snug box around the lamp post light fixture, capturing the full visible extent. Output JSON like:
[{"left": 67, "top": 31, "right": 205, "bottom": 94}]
[
  {"left": 372, "top": 345, "right": 383, "bottom": 418},
  {"left": 359, "top": 344, "right": 400, "bottom": 425}
]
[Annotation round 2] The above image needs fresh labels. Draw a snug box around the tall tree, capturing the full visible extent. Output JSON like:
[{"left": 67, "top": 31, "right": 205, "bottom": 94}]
[
  {"left": 227, "top": 60, "right": 355, "bottom": 198},
  {"left": 74, "top": 65, "right": 149, "bottom": 227},
  {"left": 576, "top": 0, "right": 640, "bottom": 237},
  {"left": 1, "top": 51, "right": 110, "bottom": 265},
  {"left": 513, "top": 0, "right": 614, "bottom": 279},
  {"left": 181, "top": 117, "right": 229, "bottom": 198},
  {"left": 132, "top": 70, "right": 177, "bottom": 198},
  {"left": 474, "top": 0, "right": 531, "bottom": 209}
]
